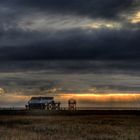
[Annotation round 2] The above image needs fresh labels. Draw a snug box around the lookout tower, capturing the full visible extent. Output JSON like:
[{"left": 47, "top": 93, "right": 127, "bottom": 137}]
[{"left": 68, "top": 99, "right": 76, "bottom": 110}]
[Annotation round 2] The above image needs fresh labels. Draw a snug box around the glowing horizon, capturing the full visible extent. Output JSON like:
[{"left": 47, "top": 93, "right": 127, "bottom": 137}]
[
  {"left": 1, "top": 92, "right": 140, "bottom": 107},
  {"left": 58, "top": 93, "right": 140, "bottom": 102}
]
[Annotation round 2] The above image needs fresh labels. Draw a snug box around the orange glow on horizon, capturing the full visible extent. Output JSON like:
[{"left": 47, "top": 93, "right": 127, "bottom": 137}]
[
  {"left": 1, "top": 93, "right": 140, "bottom": 107},
  {"left": 58, "top": 93, "right": 140, "bottom": 102}
]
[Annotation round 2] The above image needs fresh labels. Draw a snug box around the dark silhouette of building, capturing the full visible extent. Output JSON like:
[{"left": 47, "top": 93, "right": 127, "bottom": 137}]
[
  {"left": 68, "top": 99, "right": 77, "bottom": 110},
  {"left": 26, "top": 97, "right": 61, "bottom": 110}
]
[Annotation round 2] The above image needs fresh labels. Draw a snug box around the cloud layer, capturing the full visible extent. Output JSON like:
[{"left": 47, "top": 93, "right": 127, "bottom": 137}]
[
  {"left": 17, "top": 0, "right": 135, "bottom": 19},
  {"left": 0, "top": 0, "right": 140, "bottom": 61},
  {"left": 0, "top": 29, "right": 140, "bottom": 61},
  {"left": 0, "top": 0, "right": 140, "bottom": 100}
]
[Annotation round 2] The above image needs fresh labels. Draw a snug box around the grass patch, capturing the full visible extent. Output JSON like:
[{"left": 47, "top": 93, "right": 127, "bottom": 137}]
[{"left": 0, "top": 115, "right": 140, "bottom": 140}]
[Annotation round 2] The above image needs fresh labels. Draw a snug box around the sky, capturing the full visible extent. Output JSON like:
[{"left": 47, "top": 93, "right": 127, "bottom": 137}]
[{"left": 0, "top": 0, "right": 140, "bottom": 107}]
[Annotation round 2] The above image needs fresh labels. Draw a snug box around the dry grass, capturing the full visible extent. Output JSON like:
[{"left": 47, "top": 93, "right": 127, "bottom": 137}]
[{"left": 0, "top": 115, "right": 140, "bottom": 140}]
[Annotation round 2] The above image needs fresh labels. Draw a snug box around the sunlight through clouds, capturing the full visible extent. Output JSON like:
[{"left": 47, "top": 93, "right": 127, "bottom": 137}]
[
  {"left": 0, "top": 0, "right": 140, "bottom": 107},
  {"left": 0, "top": 88, "right": 5, "bottom": 95},
  {"left": 131, "top": 11, "right": 140, "bottom": 23},
  {"left": 83, "top": 21, "right": 122, "bottom": 29}
]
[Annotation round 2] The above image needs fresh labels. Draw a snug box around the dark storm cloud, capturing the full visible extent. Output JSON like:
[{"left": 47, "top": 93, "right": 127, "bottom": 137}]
[
  {"left": 0, "top": 28, "right": 140, "bottom": 61},
  {"left": 15, "top": 0, "right": 135, "bottom": 19},
  {"left": 0, "top": 0, "right": 140, "bottom": 62},
  {"left": 1, "top": 0, "right": 138, "bottom": 21},
  {"left": 0, "top": 0, "right": 140, "bottom": 107}
]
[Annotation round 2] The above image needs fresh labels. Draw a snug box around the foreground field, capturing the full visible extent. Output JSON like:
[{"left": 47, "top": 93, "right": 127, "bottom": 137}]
[{"left": 0, "top": 115, "right": 140, "bottom": 140}]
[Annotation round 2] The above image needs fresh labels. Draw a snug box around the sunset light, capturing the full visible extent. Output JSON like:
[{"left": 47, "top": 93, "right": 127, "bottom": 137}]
[
  {"left": 58, "top": 93, "right": 140, "bottom": 102},
  {"left": 131, "top": 11, "right": 140, "bottom": 23}
]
